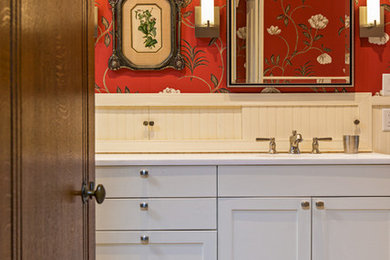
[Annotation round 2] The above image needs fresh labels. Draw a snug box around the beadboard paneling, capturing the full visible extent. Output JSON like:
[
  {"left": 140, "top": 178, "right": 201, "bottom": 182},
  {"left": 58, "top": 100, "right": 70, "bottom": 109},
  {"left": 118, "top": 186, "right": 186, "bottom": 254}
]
[
  {"left": 149, "top": 107, "right": 242, "bottom": 140},
  {"left": 96, "top": 107, "right": 149, "bottom": 141},
  {"left": 95, "top": 93, "right": 373, "bottom": 153},
  {"left": 243, "top": 105, "right": 361, "bottom": 152}
]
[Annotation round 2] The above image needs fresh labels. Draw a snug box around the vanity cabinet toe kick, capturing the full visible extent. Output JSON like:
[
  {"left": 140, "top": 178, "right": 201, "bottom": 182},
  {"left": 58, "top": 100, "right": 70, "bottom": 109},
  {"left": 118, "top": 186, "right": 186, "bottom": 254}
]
[{"left": 96, "top": 163, "right": 390, "bottom": 260}]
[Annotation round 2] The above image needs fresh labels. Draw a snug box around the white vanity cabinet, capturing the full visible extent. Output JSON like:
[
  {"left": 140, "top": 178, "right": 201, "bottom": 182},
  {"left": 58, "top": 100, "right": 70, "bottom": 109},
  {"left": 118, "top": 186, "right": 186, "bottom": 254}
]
[
  {"left": 96, "top": 153, "right": 390, "bottom": 260},
  {"left": 96, "top": 166, "right": 217, "bottom": 260},
  {"left": 218, "top": 165, "right": 390, "bottom": 260}
]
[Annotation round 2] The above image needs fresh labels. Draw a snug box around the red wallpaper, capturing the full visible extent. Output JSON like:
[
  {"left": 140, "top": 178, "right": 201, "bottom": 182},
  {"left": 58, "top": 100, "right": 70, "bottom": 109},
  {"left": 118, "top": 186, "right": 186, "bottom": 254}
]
[
  {"left": 95, "top": 0, "right": 390, "bottom": 94},
  {"left": 263, "top": 0, "right": 349, "bottom": 79}
]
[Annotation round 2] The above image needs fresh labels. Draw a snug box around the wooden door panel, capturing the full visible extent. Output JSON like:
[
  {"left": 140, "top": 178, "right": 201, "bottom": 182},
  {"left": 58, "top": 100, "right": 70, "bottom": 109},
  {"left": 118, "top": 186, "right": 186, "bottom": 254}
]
[
  {"left": 0, "top": 0, "right": 11, "bottom": 258},
  {"left": 21, "top": 0, "right": 84, "bottom": 256},
  {"left": 1, "top": 0, "right": 95, "bottom": 258}
]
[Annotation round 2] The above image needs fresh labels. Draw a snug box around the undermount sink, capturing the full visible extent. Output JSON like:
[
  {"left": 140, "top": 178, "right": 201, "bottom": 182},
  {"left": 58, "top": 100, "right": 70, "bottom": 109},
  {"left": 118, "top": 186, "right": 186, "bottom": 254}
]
[{"left": 96, "top": 152, "right": 390, "bottom": 166}]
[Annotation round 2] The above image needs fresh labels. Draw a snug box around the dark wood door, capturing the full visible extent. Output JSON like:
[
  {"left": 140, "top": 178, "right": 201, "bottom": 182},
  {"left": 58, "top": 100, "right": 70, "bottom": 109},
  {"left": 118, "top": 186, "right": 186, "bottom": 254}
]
[{"left": 1, "top": 0, "right": 96, "bottom": 259}]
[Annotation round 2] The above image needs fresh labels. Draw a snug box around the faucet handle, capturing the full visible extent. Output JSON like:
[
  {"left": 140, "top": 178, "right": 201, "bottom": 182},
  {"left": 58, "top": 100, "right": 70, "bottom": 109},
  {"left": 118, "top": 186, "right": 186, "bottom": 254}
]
[
  {"left": 256, "top": 138, "right": 277, "bottom": 154},
  {"left": 312, "top": 137, "right": 333, "bottom": 154}
]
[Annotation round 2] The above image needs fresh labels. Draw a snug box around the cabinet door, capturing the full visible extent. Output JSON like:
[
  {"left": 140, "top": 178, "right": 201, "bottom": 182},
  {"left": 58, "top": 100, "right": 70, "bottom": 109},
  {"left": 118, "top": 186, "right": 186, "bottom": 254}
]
[
  {"left": 149, "top": 107, "right": 242, "bottom": 141},
  {"left": 96, "top": 231, "right": 216, "bottom": 260},
  {"left": 313, "top": 197, "right": 390, "bottom": 260},
  {"left": 219, "top": 198, "right": 311, "bottom": 260},
  {"left": 95, "top": 107, "right": 150, "bottom": 141}
]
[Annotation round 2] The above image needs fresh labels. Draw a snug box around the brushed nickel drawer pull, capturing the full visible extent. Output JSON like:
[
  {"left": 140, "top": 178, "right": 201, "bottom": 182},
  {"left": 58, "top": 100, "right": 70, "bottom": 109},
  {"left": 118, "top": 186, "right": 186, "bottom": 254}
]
[
  {"left": 140, "top": 202, "right": 149, "bottom": 210},
  {"left": 140, "top": 169, "right": 149, "bottom": 178},
  {"left": 140, "top": 235, "right": 149, "bottom": 244}
]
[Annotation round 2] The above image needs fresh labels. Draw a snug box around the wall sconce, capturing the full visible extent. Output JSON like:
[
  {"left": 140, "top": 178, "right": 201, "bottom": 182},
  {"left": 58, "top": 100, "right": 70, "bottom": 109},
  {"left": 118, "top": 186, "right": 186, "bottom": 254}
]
[
  {"left": 359, "top": 0, "right": 385, "bottom": 37},
  {"left": 195, "top": 0, "right": 220, "bottom": 38}
]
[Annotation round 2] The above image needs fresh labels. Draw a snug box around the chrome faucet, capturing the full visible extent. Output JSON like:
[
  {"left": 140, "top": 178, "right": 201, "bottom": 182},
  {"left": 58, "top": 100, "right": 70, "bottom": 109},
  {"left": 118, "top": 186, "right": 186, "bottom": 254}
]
[
  {"left": 256, "top": 137, "right": 277, "bottom": 154},
  {"left": 312, "top": 137, "right": 332, "bottom": 154},
  {"left": 289, "top": 130, "right": 303, "bottom": 154}
]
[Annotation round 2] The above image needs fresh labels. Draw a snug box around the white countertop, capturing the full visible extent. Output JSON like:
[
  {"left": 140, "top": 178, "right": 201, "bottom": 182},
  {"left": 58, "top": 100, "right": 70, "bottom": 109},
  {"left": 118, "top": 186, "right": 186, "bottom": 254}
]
[{"left": 96, "top": 153, "right": 390, "bottom": 166}]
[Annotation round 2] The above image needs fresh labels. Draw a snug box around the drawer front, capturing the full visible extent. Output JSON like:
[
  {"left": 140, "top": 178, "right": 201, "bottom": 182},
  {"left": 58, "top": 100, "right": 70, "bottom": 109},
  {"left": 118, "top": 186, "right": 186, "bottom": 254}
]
[
  {"left": 96, "top": 198, "right": 217, "bottom": 230},
  {"left": 96, "top": 166, "right": 216, "bottom": 198},
  {"left": 96, "top": 231, "right": 217, "bottom": 260},
  {"left": 219, "top": 165, "right": 390, "bottom": 197}
]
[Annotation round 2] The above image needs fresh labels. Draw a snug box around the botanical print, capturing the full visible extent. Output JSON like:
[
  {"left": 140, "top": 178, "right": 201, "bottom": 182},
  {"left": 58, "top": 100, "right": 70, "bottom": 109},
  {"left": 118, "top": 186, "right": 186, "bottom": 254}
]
[
  {"left": 131, "top": 5, "right": 162, "bottom": 53},
  {"left": 135, "top": 8, "right": 158, "bottom": 49}
]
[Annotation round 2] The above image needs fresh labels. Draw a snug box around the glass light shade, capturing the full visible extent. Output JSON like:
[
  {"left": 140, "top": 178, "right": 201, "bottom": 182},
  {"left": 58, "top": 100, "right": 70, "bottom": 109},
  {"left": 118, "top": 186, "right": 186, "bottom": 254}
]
[
  {"left": 201, "top": 0, "right": 214, "bottom": 25},
  {"left": 367, "top": 0, "right": 381, "bottom": 25}
]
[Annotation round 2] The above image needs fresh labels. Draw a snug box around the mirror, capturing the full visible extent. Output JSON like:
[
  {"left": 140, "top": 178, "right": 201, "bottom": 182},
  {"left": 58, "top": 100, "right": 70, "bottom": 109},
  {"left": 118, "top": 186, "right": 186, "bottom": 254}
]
[{"left": 229, "top": 0, "right": 353, "bottom": 87}]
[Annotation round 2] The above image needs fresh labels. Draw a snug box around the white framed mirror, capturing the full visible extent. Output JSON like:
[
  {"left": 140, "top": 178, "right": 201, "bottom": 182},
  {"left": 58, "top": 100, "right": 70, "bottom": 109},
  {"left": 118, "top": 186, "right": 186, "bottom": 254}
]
[{"left": 228, "top": 0, "right": 353, "bottom": 87}]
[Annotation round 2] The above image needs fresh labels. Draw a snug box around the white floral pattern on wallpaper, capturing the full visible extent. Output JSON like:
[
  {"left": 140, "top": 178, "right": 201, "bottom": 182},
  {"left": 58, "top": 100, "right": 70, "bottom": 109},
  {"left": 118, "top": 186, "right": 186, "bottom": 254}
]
[
  {"left": 369, "top": 33, "right": 390, "bottom": 45},
  {"left": 308, "top": 14, "right": 329, "bottom": 30},
  {"left": 267, "top": 25, "right": 282, "bottom": 35},
  {"left": 237, "top": 27, "right": 247, "bottom": 39},
  {"left": 159, "top": 87, "right": 181, "bottom": 94},
  {"left": 265, "top": 6, "right": 334, "bottom": 80},
  {"left": 317, "top": 53, "right": 332, "bottom": 64}
]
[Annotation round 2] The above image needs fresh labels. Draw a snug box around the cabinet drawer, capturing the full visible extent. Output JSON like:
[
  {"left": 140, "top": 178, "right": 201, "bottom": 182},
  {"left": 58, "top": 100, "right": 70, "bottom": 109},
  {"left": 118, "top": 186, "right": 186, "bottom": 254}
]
[
  {"left": 96, "top": 231, "right": 217, "bottom": 260},
  {"left": 96, "top": 198, "right": 216, "bottom": 230},
  {"left": 219, "top": 165, "right": 390, "bottom": 197},
  {"left": 96, "top": 166, "right": 216, "bottom": 198}
]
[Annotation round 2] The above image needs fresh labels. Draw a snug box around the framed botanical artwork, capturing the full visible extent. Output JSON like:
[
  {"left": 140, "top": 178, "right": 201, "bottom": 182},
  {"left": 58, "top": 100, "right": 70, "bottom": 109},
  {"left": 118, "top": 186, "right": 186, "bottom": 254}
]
[{"left": 108, "top": 0, "right": 184, "bottom": 71}]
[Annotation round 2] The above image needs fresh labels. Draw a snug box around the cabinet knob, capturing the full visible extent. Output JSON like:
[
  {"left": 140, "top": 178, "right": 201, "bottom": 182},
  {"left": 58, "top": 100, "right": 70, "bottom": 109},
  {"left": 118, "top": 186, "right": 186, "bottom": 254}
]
[
  {"left": 140, "top": 235, "right": 149, "bottom": 244},
  {"left": 143, "top": 121, "right": 155, "bottom": 126},
  {"left": 140, "top": 169, "right": 149, "bottom": 178},
  {"left": 316, "top": 201, "right": 325, "bottom": 209},
  {"left": 301, "top": 201, "right": 310, "bottom": 209},
  {"left": 140, "top": 202, "right": 149, "bottom": 210}
]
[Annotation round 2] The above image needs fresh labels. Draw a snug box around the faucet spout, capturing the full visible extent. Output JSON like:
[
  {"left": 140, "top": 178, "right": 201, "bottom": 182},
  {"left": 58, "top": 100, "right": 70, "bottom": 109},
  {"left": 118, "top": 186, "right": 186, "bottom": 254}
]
[{"left": 289, "top": 131, "right": 303, "bottom": 154}]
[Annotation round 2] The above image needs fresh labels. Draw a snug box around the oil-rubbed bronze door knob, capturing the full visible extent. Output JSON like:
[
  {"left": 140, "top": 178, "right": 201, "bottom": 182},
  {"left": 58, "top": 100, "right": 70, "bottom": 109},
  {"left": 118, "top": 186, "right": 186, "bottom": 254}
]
[
  {"left": 81, "top": 181, "right": 106, "bottom": 204},
  {"left": 301, "top": 201, "right": 310, "bottom": 209},
  {"left": 316, "top": 201, "right": 325, "bottom": 209}
]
